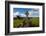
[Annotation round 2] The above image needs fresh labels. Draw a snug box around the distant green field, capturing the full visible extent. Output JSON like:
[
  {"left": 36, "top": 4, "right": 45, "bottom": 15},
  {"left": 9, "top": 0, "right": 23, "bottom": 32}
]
[{"left": 13, "top": 17, "right": 39, "bottom": 28}]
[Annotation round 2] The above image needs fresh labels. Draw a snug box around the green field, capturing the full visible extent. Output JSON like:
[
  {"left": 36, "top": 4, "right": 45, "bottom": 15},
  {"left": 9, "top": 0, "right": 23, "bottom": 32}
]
[{"left": 13, "top": 17, "right": 39, "bottom": 28}]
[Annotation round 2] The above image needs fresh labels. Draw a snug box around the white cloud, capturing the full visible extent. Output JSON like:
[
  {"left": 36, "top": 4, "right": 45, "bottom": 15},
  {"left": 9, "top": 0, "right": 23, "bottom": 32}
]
[
  {"left": 28, "top": 11, "right": 39, "bottom": 17},
  {"left": 13, "top": 12, "right": 19, "bottom": 15},
  {"left": 20, "top": 14, "right": 26, "bottom": 17},
  {"left": 13, "top": 11, "right": 39, "bottom": 18},
  {"left": 13, "top": 12, "right": 26, "bottom": 17},
  {"left": 28, "top": 11, "right": 32, "bottom": 17},
  {"left": 13, "top": 12, "right": 19, "bottom": 17}
]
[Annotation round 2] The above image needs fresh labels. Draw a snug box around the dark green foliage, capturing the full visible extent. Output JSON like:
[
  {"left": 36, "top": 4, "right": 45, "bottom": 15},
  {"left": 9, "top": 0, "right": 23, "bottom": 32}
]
[{"left": 13, "top": 17, "right": 39, "bottom": 28}]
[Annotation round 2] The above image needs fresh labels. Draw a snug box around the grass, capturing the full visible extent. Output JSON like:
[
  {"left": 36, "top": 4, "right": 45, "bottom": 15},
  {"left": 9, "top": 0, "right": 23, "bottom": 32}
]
[{"left": 13, "top": 17, "right": 39, "bottom": 28}]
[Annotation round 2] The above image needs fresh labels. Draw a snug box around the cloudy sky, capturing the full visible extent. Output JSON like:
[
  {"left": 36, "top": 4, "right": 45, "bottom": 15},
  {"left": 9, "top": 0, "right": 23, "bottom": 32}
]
[{"left": 13, "top": 8, "right": 39, "bottom": 17}]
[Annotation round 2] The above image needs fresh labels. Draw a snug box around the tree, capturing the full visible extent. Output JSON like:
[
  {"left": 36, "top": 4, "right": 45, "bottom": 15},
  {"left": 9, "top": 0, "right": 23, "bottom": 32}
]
[{"left": 25, "top": 11, "right": 29, "bottom": 19}]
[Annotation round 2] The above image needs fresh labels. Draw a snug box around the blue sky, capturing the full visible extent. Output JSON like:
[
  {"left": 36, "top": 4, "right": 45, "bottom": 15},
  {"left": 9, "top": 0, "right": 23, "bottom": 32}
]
[
  {"left": 13, "top": 8, "right": 39, "bottom": 17},
  {"left": 13, "top": 8, "right": 32, "bottom": 14}
]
